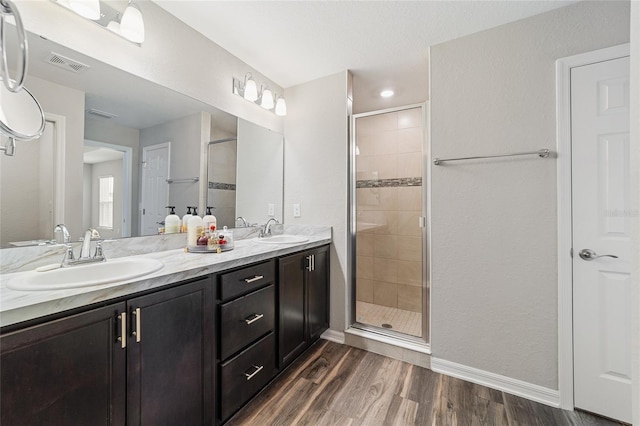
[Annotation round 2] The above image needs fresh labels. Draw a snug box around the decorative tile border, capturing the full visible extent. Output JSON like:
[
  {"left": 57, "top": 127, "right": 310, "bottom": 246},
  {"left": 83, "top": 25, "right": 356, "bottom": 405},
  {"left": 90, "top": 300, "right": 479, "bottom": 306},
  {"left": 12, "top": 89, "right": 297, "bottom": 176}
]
[
  {"left": 208, "top": 181, "right": 236, "bottom": 191},
  {"left": 356, "top": 177, "right": 422, "bottom": 188}
]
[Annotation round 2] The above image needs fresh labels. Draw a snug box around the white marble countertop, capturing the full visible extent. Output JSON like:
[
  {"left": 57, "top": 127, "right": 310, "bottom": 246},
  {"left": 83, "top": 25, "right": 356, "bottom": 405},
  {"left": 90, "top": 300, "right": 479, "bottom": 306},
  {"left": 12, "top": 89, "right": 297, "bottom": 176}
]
[{"left": 0, "top": 231, "right": 331, "bottom": 328}]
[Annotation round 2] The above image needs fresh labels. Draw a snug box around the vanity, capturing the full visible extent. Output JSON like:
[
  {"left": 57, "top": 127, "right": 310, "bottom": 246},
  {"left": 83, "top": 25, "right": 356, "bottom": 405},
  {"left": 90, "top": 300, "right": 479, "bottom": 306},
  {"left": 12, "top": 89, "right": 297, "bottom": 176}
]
[{"left": 0, "top": 229, "right": 331, "bottom": 425}]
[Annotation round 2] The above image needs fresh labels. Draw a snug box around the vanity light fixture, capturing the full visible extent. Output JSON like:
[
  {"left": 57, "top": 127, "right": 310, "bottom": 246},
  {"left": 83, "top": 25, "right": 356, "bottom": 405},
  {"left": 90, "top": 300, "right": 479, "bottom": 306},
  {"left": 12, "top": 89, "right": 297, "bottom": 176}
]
[
  {"left": 120, "top": 0, "right": 145, "bottom": 43},
  {"left": 274, "top": 96, "right": 287, "bottom": 116},
  {"left": 233, "top": 74, "right": 287, "bottom": 116},
  {"left": 260, "top": 87, "right": 274, "bottom": 110},
  {"left": 68, "top": 0, "right": 100, "bottom": 20},
  {"left": 54, "top": 0, "right": 145, "bottom": 45},
  {"left": 380, "top": 89, "right": 394, "bottom": 98}
]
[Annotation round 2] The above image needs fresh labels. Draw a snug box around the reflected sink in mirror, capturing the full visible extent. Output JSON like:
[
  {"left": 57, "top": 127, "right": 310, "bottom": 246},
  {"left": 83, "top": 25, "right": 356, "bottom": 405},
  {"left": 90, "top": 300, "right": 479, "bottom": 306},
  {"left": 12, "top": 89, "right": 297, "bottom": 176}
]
[
  {"left": 255, "top": 235, "right": 309, "bottom": 244},
  {"left": 6, "top": 258, "right": 163, "bottom": 291}
]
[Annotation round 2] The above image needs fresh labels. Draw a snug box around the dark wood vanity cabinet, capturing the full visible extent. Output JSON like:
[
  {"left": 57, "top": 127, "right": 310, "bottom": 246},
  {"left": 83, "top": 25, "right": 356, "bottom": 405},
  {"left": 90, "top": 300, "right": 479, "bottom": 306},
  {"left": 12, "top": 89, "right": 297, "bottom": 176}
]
[
  {"left": 0, "top": 277, "right": 214, "bottom": 426},
  {"left": 278, "top": 245, "right": 330, "bottom": 369},
  {"left": 127, "top": 278, "right": 214, "bottom": 425},
  {"left": 217, "top": 260, "right": 278, "bottom": 424},
  {"left": 0, "top": 303, "right": 127, "bottom": 426}
]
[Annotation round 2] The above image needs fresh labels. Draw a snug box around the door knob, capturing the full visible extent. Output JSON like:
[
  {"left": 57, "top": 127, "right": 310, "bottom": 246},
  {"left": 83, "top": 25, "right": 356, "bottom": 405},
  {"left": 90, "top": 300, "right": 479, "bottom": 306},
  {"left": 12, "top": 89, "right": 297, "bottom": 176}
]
[{"left": 578, "top": 249, "right": 618, "bottom": 261}]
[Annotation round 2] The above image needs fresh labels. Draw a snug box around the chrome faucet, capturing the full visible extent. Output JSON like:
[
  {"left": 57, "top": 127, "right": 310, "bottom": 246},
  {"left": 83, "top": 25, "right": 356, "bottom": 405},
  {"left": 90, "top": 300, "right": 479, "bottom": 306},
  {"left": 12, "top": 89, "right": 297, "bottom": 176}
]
[
  {"left": 260, "top": 218, "right": 279, "bottom": 238},
  {"left": 79, "top": 228, "right": 101, "bottom": 259},
  {"left": 54, "top": 226, "right": 106, "bottom": 267},
  {"left": 236, "top": 216, "right": 248, "bottom": 227}
]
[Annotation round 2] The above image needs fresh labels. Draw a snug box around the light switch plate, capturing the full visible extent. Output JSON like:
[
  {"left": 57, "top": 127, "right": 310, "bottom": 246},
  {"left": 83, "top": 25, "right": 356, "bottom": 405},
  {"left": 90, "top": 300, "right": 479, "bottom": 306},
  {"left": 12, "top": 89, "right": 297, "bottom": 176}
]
[
  {"left": 268, "top": 203, "right": 275, "bottom": 216},
  {"left": 293, "top": 203, "right": 301, "bottom": 218}
]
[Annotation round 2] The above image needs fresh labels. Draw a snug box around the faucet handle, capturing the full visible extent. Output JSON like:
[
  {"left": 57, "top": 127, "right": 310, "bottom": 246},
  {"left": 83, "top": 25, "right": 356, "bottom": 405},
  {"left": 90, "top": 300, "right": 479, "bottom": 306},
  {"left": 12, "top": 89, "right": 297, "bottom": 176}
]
[{"left": 94, "top": 239, "right": 105, "bottom": 260}]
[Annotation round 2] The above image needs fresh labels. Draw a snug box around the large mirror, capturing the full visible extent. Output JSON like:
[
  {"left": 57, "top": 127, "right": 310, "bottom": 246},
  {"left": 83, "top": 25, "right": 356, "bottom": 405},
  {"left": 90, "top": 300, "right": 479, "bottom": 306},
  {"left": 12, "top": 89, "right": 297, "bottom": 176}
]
[
  {"left": 206, "top": 119, "right": 284, "bottom": 229},
  {"left": 0, "top": 29, "right": 283, "bottom": 248}
]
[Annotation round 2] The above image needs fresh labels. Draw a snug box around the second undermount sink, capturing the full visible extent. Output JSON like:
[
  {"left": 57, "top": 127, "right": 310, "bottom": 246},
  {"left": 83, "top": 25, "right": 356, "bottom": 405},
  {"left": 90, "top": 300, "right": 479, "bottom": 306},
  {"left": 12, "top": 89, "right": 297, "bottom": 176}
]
[
  {"left": 6, "top": 258, "right": 164, "bottom": 291},
  {"left": 255, "top": 235, "right": 309, "bottom": 244}
]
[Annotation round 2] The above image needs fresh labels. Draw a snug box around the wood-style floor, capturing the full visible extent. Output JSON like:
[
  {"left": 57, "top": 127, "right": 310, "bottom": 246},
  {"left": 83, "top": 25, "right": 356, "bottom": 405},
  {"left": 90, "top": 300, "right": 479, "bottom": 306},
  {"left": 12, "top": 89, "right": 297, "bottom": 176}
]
[{"left": 227, "top": 340, "right": 625, "bottom": 426}]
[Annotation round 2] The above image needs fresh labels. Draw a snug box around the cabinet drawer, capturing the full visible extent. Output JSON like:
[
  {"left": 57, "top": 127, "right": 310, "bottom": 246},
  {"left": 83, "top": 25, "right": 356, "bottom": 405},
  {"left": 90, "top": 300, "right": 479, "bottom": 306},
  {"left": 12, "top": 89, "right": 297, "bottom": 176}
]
[
  {"left": 220, "top": 261, "right": 275, "bottom": 301},
  {"left": 220, "top": 332, "right": 276, "bottom": 421},
  {"left": 220, "top": 285, "right": 275, "bottom": 360}
]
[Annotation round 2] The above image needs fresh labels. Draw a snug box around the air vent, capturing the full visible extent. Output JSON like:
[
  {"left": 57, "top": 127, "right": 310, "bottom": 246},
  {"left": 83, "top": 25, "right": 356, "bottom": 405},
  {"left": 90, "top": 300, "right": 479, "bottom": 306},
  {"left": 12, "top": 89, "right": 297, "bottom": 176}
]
[
  {"left": 86, "top": 109, "right": 118, "bottom": 119},
  {"left": 46, "top": 52, "right": 89, "bottom": 73}
]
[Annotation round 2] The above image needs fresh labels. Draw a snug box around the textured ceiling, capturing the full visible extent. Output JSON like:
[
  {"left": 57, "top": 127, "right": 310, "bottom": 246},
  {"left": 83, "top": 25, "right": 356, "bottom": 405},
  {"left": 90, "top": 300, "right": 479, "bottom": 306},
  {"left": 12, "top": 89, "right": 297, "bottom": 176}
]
[{"left": 152, "top": 1, "right": 577, "bottom": 111}]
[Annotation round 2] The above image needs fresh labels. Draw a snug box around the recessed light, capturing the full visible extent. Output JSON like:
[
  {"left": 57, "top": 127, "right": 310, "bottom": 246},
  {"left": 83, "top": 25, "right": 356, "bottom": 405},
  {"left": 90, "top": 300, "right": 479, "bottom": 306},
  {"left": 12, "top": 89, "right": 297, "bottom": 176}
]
[{"left": 380, "top": 90, "right": 394, "bottom": 98}]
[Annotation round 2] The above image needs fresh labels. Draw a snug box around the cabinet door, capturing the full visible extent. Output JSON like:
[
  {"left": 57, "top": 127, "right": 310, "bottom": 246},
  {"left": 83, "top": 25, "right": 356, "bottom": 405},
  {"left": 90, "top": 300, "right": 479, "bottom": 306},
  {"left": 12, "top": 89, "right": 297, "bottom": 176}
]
[
  {"left": 278, "top": 253, "right": 307, "bottom": 368},
  {"left": 1, "top": 303, "right": 127, "bottom": 426},
  {"left": 308, "top": 246, "right": 329, "bottom": 341},
  {"left": 127, "top": 278, "right": 214, "bottom": 426}
]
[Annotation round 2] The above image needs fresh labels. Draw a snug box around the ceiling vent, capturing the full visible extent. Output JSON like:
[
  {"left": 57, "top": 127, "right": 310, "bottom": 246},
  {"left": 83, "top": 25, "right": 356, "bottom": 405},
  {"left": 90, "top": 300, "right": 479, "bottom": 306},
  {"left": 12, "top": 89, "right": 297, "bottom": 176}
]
[
  {"left": 86, "top": 108, "right": 118, "bottom": 119},
  {"left": 46, "top": 52, "right": 90, "bottom": 73}
]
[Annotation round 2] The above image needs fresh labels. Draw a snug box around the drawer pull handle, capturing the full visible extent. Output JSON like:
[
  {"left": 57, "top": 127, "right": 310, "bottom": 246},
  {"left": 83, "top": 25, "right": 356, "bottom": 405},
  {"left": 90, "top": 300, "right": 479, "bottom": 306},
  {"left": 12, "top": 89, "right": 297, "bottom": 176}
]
[
  {"left": 244, "top": 365, "right": 264, "bottom": 381},
  {"left": 244, "top": 313, "right": 264, "bottom": 325},
  {"left": 244, "top": 275, "right": 264, "bottom": 284}
]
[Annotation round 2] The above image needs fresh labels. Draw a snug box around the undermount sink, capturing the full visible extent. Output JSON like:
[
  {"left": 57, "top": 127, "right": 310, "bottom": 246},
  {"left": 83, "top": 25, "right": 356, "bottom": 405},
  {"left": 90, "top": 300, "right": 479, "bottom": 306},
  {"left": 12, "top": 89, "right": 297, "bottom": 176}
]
[
  {"left": 255, "top": 235, "right": 309, "bottom": 244},
  {"left": 6, "top": 258, "right": 164, "bottom": 291}
]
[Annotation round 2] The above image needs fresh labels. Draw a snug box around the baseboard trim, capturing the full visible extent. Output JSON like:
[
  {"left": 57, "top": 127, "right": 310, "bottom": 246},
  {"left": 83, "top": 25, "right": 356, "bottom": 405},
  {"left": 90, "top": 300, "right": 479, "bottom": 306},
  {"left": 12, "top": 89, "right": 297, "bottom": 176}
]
[
  {"left": 431, "top": 357, "right": 560, "bottom": 408},
  {"left": 321, "top": 329, "right": 345, "bottom": 344}
]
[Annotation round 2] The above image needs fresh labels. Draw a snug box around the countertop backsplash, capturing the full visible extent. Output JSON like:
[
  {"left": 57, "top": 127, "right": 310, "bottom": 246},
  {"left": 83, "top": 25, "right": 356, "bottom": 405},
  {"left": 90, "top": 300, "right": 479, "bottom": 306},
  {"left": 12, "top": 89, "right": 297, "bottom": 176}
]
[{"left": 0, "top": 224, "right": 330, "bottom": 274}]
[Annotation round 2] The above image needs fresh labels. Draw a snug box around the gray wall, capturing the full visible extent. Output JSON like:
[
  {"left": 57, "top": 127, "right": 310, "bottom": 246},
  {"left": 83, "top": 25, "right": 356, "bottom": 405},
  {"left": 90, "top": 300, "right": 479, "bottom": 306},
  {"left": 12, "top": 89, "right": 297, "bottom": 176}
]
[
  {"left": 85, "top": 117, "right": 141, "bottom": 234},
  {"left": 429, "top": 1, "right": 630, "bottom": 389},
  {"left": 284, "top": 71, "right": 349, "bottom": 332}
]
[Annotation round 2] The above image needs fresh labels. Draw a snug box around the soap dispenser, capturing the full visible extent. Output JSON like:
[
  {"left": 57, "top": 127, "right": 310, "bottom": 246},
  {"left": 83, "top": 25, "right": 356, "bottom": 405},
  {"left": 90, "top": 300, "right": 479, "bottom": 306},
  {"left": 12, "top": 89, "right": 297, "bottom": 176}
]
[
  {"left": 203, "top": 206, "right": 217, "bottom": 232},
  {"left": 182, "top": 206, "right": 193, "bottom": 233},
  {"left": 187, "top": 208, "right": 204, "bottom": 247},
  {"left": 164, "top": 206, "right": 181, "bottom": 234}
]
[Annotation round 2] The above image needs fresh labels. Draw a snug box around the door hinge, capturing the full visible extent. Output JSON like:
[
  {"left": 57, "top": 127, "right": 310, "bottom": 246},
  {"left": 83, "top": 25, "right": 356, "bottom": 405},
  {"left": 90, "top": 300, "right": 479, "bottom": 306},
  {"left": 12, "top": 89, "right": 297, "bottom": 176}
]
[{"left": 570, "top": 248, "right": 573, "bottom": 258}]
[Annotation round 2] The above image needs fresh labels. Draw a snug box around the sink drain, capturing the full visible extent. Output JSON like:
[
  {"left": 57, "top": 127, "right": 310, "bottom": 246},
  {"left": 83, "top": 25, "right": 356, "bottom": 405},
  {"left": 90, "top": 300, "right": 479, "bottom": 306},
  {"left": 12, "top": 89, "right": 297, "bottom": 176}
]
[{"left": 381, "top": 323, "right": 393, "bottom": 329}]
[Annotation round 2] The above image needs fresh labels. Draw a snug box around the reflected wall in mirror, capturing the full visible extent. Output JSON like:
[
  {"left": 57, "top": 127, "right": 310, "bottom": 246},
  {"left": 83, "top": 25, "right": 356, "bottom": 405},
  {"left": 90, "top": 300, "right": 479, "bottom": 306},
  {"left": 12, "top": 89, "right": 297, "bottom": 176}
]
[
  {"left": 0, "top": 27, "right": 283, "bottom": 247},
  {"left": 206, "top": 118, "right": 284, "bottom": 229}
]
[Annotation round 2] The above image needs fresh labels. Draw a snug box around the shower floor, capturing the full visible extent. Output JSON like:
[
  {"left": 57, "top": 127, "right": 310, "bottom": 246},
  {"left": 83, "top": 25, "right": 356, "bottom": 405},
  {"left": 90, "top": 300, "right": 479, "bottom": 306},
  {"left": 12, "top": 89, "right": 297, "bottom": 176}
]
[{"left": 356, "top": 301, "right": 422, "bottom": 337}]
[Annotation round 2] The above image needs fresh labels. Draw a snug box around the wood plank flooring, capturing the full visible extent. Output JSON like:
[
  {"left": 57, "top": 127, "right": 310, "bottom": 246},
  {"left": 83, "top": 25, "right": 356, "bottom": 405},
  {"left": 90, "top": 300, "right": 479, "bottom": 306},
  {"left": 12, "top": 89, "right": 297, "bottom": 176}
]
[{"left": 227, "top": 340, "right": 626, "bottom": 426}]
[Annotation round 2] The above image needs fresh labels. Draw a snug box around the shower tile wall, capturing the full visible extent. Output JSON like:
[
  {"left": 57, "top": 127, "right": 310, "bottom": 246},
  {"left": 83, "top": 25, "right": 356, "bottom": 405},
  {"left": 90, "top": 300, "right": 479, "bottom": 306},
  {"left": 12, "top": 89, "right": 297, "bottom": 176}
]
[{"left": 356, "top": 108, "right": 423, "bottom": 314}]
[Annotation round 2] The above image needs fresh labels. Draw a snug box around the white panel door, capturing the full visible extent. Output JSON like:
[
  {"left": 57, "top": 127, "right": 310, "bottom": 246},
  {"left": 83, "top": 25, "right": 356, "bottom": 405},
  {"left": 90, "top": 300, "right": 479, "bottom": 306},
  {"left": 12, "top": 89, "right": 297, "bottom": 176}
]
[
  {"left": 571, "top": 56, "right": 631, "bottom": 423},
  {"left": 141, "top": 143, "right": 170, "bottom": 236}
]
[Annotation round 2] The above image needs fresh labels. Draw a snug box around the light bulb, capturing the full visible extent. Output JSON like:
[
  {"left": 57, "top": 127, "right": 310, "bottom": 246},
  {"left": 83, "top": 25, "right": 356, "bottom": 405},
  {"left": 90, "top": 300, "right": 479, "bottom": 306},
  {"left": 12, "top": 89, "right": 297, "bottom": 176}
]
[
  {"left": 121, "top": 4, "right": 145, "bottom": 43},
  {"left": 244, "top": 78, "right": 258, "bottom": 102},
  {"left": 261, "top": 89, "right": 274, "bottom": 109},
  {"left": 275, "top": 97, "right": 287, "bottom": 116},
  {"left": 69, "top": 0, "right": 101, "bottom": 20},
  {"left": 380, "top": 89, "right": 394, "bottom": 98}
]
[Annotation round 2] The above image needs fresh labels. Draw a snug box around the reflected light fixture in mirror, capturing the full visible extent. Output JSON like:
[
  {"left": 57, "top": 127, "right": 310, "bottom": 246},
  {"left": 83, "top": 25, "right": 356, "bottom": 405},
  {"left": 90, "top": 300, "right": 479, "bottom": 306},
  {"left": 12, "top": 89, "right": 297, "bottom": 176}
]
[{"left": 233, "top": 73, "right": 286, "bottom": 116}]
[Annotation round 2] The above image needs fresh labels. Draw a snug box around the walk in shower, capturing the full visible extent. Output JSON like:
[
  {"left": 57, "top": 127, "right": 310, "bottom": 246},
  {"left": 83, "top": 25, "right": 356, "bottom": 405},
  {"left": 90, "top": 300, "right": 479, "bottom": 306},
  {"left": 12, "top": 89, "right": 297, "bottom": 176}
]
[{"left": 350, "top": 105, "right": 428, "bottom": 341}]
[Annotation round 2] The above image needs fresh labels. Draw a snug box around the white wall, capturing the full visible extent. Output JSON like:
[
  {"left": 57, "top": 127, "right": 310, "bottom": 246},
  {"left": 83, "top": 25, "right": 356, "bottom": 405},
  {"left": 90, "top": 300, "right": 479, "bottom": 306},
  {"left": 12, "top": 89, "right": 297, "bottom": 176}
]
[
  {"left": 284, "top": 71, "right": 349, "bottom": 332},
  {"left": 18, "top": 0, "right": 283, "bottom": 134},
  {"left": 630, "top": 2, "right": 640, "bottom": 423},
  {"left": 85, "top": 117, "right": 141, "bottom": 233},
  {"left": 429, "top": 1, "right": 630, "bottom": 390}
]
